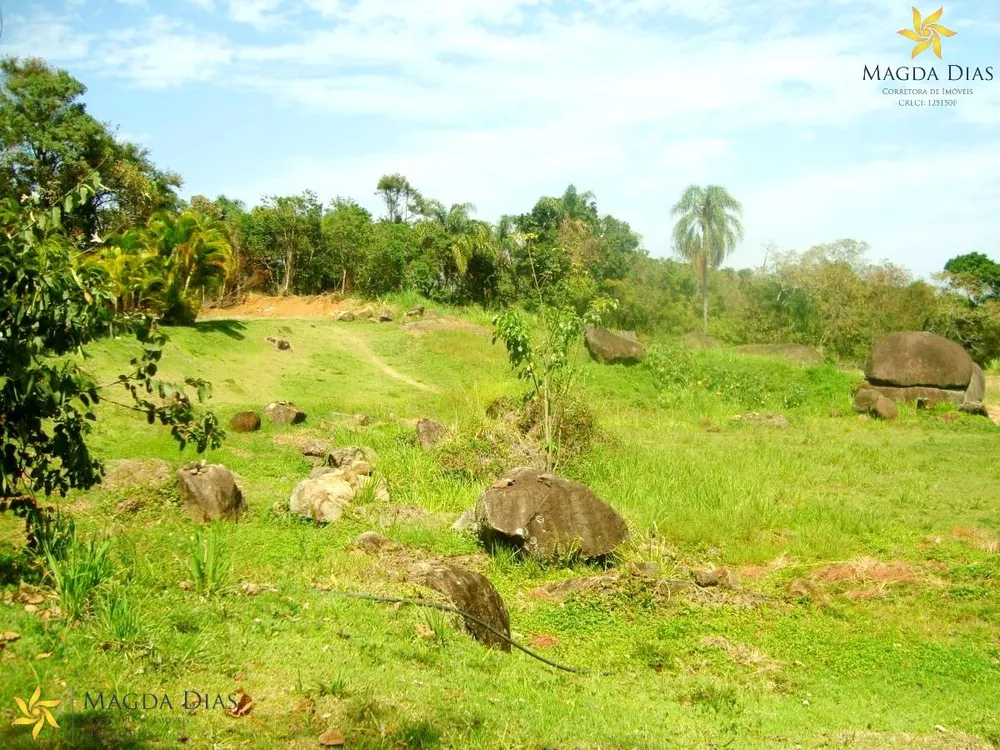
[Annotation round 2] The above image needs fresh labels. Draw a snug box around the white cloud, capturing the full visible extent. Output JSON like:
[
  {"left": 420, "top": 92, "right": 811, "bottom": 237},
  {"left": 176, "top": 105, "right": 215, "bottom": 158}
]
[
  {"left": 92, "top": 15, "right": 233, "bottom": 88},
  {"left": 0, "top": 12, "right": 93, "bottom": 61},
  {"left": 736, "top": 147, "right": 1000, "bottom": 276},
  {"left": 6, "top": 0, "right": 999, "bottom": 278}
]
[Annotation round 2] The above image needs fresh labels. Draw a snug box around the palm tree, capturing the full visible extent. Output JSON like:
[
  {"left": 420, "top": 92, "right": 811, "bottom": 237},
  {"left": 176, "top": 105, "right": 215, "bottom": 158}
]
[{"left": 670, "top": 185, "right": 744, "bottom": 334}]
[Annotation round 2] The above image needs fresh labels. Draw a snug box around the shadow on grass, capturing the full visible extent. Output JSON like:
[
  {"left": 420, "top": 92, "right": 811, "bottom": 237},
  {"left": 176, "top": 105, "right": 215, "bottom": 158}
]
[
  {"left": 193, "top": 319, "right": 247, "bottom": 340},
  {"left": 0, "top": 709, "right": 162, "bottom": 749}
]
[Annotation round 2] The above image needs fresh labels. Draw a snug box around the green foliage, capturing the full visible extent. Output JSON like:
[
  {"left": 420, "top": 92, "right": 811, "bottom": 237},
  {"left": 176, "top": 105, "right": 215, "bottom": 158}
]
[
  {"left": 943, "top": 251, "right": 1000, "bottom": 302},
  {"left": 187, "top": 525, "right": 232, "bottom": 595},
  {"left": 96, "top": 586, "right": 145, "bottom": 647},
  {"left": 644, "top": 339, "right": 855, "bottom": 412},
  {"left": 491, "top": 280, "right": 614, "bottom": 468},
  {"left": 1, "top": 174, "right": 223, "bottom": 545},
  {"left": 45, "top": 534, "right": 114, "bottom": 620},
  {"left": 0, "top": 56, "right": 180, "bottom": 237},
  {"left": 671, "top": 184, "right": 745, "bottom": 334}
]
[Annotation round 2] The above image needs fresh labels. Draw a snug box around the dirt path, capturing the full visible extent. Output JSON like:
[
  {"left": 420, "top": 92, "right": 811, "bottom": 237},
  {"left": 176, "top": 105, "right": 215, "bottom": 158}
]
[{"left": 337, "top": 329, "right": 440, "bottom": 393}]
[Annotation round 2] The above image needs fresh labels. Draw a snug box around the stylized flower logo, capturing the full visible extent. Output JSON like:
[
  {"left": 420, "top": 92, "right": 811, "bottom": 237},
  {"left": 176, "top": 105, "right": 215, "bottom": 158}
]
[
  {"left": 11, "top": 685, "right": 61, "bottom": 741},
  {"left": 898, "top": 7, "right": 956, "bottom": 59}
]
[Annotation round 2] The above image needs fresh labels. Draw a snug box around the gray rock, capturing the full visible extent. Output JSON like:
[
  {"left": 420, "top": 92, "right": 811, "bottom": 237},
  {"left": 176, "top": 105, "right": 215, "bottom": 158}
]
[
  {"left": 335, "top": 311, "right": 355, "bottom": 322},
  {"left": 474, "top": 467, "right": 628, "bottom": 561},
  {"left": 584, "top": 325, "right": 645, "bottom": 365},
  {"left": 265, "top": 401, "right": 307, "bottom": 425},
  {"left": 451, "top": 508, "right": 478, "bottom": 533},
  {"left": 416, "top": 418, "right": 447, "bottom": 450},
  {"left": 327, "top": 445, "right": 377, "bottom": 469},
  {"left": 289, "top": 472, "right": 354, "bottom": 523},
  {"left": 864, "top": 331, "right": 974, "bottom": 389},
  {"left": 859, "top": 383, "right": 964, "bottom": 406},
  {"left": 873, "top": 396, "right": 898, "bottom": 421},
  {"left": 230, "top": 411, "right": 262, "bottom": 432},
  {"left": 965, "top": 363, "right": 986, "bottom": 403},
  {"left": 378, "top": 307, "right": 394, "bottom": 322},
  {"left": 299, "top": 439, "right": 329, "bottom": 458},
  {"left": 407, "top": 561, "right": 511, "bottom": 651},
  {"left": 351, "top": 531, "right": 401, "bottom": 553},
  {"left": 265, "top": 336, "right": 291, "bottom": 351},
  {"left": 177, "top": 463, "right": 245, "bottom": 523},
  {"left": 403, "top": 306, "right": 425, "bottom": 320}
]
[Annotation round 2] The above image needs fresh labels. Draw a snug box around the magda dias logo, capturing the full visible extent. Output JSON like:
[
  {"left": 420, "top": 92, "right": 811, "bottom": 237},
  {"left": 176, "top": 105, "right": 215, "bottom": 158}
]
[
  {"left": 898, "top": 7, "right": 956, "bottom": 59},
  {"left": 11, "top": 685, "right": 61, "bottom": 741}
]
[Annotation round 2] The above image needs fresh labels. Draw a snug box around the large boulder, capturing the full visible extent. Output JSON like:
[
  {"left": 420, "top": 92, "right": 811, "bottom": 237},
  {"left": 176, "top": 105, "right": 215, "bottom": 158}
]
[
  {"left": 406, "top": 561, "right": 511, "bottom": 651},
  {"left": 474, "top": 468, "right": 628, "bottom": 561},
  {"left": 177, "top": 462, "right": 245, "bottom": 523},
  {"left": 965, "top": 363, "right": 985, "bottom": 403},
  {"left": 265, "top": 401, "right": 307, "bottom": 425},
  {"left": 864, "top": 331, "right": 974, "bottom": 389},
  {"left": 584, "top": 325, "right": 645, "bottom": 365},
  {"left": 858, "top": 384, "right": 964, "bottom": 406},
  {"left": 230, "top": 411, "right": 261, "bottom": 432},
  {"left": 735, "top": 343, "right": 823, "bottom": 365}
]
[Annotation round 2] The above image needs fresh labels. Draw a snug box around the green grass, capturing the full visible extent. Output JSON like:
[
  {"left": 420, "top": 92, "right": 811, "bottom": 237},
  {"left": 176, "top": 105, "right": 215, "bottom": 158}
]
[{"left": 2, "top": 307, "right": 999, "bottom": 748}]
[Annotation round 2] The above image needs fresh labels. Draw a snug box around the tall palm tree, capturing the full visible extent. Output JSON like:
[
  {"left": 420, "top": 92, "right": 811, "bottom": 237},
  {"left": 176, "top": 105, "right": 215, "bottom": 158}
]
[{"left": 670, "top": 185, "right": 744, "bottom": 334}]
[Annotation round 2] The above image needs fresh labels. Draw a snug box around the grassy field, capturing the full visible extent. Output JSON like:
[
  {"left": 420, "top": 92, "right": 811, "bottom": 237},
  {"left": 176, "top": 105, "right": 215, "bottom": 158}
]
[{"left": 2, "top": 301, "right": 999, "bottom": 749}]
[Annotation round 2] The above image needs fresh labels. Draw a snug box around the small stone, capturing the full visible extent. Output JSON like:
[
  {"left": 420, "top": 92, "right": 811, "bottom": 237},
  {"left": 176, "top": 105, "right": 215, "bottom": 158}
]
[{"left": 350, "top": 531, "right": 401, "bottom": 553}]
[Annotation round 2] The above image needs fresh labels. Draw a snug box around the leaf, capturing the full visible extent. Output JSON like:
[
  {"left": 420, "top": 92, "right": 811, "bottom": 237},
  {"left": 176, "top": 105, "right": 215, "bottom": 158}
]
[
  {"left": 318, "top": 728, "right": 346, "bottom": 747},
  {"left": 1, "top": 631, "right": 19, "bottom": 642},
  {"left": 898, "top": 29, "right": 924, "bottom": 42},
  {"left": 11, "top": 717, "right": 36, "bottom": 726},
  {"left": 30, "top": 684, "right": 41, "bottom": 707},
  {"left": 36, "top": 651, "right": 54, "bottom": 660},
  {"left": 227, "top": 688, "right": 253, "bottom": 717},
  {"left": 929, "top": 23, "right": 956, "bottom": 36},
  {"left": 923, "top": 7, "right": 943, "bottom": 25},
  {"left": 911, "top": 6, "right": 922, "bottom": 31},
  {"left": 14, "top": 696, "right": 29, "bottom": 715},
  {"left": 911, "top": 38, "right": 932, "bottom": 57},
  {"left": 933, "top": 32, "right": 942, "bottom": 58}
]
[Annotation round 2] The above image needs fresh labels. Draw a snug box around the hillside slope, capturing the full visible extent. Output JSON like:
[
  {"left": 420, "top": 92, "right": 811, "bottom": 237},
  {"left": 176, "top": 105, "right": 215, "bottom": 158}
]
[{"left": 2, "top": 307, "right": 998, "bottom": 749}]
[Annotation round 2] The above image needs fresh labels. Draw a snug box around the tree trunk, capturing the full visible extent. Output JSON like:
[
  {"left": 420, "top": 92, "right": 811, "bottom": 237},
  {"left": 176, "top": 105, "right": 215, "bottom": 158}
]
[{"left": 701, "top": 256, "right": 709, "bottom": 335}]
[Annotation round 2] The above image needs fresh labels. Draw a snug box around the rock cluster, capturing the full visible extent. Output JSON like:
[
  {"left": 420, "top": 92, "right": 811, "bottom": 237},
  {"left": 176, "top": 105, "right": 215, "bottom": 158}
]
[
  {"left": 857, "top": 332, "right": 986, "bottom": 413},
  {"left": 288, "top": 446, "right": 387, "bottom": 523}
]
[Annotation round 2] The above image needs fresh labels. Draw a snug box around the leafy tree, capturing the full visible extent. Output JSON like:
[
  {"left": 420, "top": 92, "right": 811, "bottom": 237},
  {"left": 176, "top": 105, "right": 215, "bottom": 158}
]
[
  {"left": 0, "top": 56, "right": 181, "bottom": 239},
  {"left": 942, "top": 252, "right": 1000, "bottom": 303},
  {"left": 142, "top": 211, "right": 233, "bottom": 324},
  {"left": 1, "top": 177, "right": 223, "bottom": 538},
  {"left": 242, "top": 192, "right": 322, "bottom": 295},
  {"left": 375, "top": 173, "right": 424, "bottom": 224},
  {"left": 321, "top": 197, "right": 374, "bottom": 293},
  {"left": 670, "top": 185, "right": 744, "bottom": 334},
  {"left": 491, "top": 234, "right": 615, "bottom": 471}
]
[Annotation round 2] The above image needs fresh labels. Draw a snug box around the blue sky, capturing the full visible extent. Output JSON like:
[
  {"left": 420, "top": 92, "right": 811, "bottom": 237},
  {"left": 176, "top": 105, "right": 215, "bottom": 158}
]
[{"left": 3, "top": 0, "right": 999, "bottom": 278}]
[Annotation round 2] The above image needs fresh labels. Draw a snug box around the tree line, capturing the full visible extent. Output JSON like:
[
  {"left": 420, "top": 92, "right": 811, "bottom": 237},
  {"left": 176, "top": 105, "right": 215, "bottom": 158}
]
[{"left": 3, "top": 55, "right": 999, "bottom": 364}]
